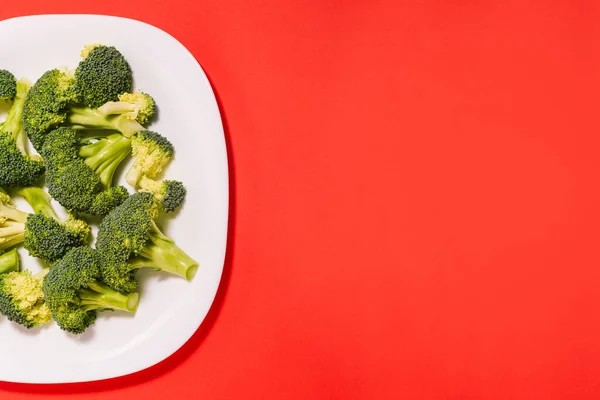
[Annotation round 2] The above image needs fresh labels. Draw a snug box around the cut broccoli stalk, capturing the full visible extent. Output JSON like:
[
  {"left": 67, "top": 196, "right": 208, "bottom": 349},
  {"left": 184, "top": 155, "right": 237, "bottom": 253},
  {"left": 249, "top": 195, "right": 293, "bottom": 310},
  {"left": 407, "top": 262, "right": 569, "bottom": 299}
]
[
  {"left": 78, "top": 134, "right": 132, "bottom": 188},
  {"left": 67, "top": 107, "right": 145, "bottom": 138},
  {"left": 0, "top": 248, "right": 20, "bottom": 274},
  {"left": 128, "top": 220, "right": 198, "bottom": 281},
  {"left": 0, "top": 193, "right": 27, "bottom": 252},
  {"left": 14, "top": 185, "right": 56, "bottom": 218},
  {"left": 78, "top": 282, "right": 139, "bottom": 312}
]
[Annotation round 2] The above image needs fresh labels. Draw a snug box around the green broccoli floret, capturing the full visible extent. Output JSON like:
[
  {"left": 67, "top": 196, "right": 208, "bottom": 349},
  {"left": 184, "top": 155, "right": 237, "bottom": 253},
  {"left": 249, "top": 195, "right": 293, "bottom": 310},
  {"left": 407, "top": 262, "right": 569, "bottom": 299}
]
[
  {"left": 0, "top": 266, "right": 51, "bottom": 329},
  {"left": 96, "top": 192, "right": 198, "bottom": 293},
  {"left": 12, "top": 186, "right": 91, "bottom": 262},
  {"left": 98, "top": 91, "right": 156, "bottom": 125},
  {"left": 125, "top": 131, "right": 174, "bottom": 187},
  {"left": 75, "top": 44, "right": 132, "bottom": 109},
  {"left": 0, "top": 247, "right": 20, "bottom": 274},
  {"left": 139, "top": 176, "right": 187, "bottom": 213},
  {"left": 0, "top": 78, "right": 45, "bottom": 187},
  {"left": 22, "top": 69, "right": 80, "bottom": 150},
  {"left": 0, "top": 70, "right": 16, "bottom": 102},
  {"left": 43, "top": 247, "right": 139, "bottom": 334},
  {"left": 23, "top": 69, "right": 144, "bottom": 151},
  {"left": 41, "top": 127, "right": 130, "bottom": 216}
]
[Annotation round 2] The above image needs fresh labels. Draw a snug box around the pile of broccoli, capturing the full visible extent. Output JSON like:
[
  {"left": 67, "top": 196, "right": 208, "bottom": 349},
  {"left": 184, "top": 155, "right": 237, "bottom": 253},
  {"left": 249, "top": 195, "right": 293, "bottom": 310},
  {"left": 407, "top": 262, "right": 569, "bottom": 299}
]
[{"left": 0, "top": 44, "right": 196, "bottom": 335}]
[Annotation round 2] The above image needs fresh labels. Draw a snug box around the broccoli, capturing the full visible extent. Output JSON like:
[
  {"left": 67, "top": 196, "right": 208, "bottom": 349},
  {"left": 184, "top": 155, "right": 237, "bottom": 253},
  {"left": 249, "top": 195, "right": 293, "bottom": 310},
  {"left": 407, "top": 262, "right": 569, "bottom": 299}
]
[
  {"left": 0, "top": 70, "right": 16, "bottom": 102},
  {"left": 41, "top": 127, "right": 130, "bottom": 216},
  {"left": 0, "top": 78, "right": 45, "bottom": 187},
  {"left": 23, "top": 69, "right": 144, "bottom": 151},
  {"left": 0, "top": 266, "right": 51, "bottom": 328},
  {"left": 0, "top": 247, "right": 20, "bottom": 274},
  {"left": 43, "top": 247, "right": 139, "bottom": 334},
  {"left": 138, "top": 176, "right": 187, "bottom": 213},
  {"left": 125, "top": 131, "right": 174, "bottom": 188},
  {"left": 0, "top": 192, "right": 27, "bottom": 252},
  {"left": 96, "top": 192, "right": 198, "bottom": 293},
  {"left": 98, "top": 91, "right": 156, "bottom": 125},
  {"left": 75, "top": 44, "right": 132, "bottom": 109},
  {"left": 11, "top": 186, "right": 91, "bottom": 262}
]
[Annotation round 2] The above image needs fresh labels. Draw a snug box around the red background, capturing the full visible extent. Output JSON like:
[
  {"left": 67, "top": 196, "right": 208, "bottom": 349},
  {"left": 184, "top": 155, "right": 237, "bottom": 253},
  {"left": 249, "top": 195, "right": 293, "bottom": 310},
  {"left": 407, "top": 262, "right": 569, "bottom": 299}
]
[{"left": 2, "top": 1, "right": 600, "bottom": 399}]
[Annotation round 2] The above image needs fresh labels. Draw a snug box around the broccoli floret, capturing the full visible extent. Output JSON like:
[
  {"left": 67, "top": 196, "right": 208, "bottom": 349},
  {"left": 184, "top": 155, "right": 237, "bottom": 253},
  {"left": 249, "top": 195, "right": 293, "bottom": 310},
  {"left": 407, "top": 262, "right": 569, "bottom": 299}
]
[
  {"left": 0, "top": 266, "right": 51, "bottom": 329},
  {"left": 43, "top": 247, "right": 139, "bottom": 334},
  {"left": 96, "top": 192, "right": 198, "bottom": 293},
  {"left": 125, "top": 131, "right": 174, "bottom": 187},
  {"left": 41, "top": 127, "right": 130, "bottom": 216},
  {"left": 0, "top": 78, "right": 45, "bottom": 187},
  {"left": 23, "top": 69, "right": 144, "bottom": 151},
  {"left": 12, "top": 187, "right": 90, "bottom": 262},
  {"left": 75, "top": 45, "right": 132, "bottom": 109},
  {"left": 0, "top": 247, "right": 19, "bottom": 274},
  {"left": 98, "top": 91, "right": 156, "bottom": 125},
  {"left": 0, "top": 192, "right": 27, "bottom": 252},
  {"left": 22, "top": 69, "right": 79, "bottom": 150},
  {"left": 0, "top": 70, "right": 16, "bottom": 102},
  {"left": 139, "top": 176, "right": 187, "bottom": 213}
]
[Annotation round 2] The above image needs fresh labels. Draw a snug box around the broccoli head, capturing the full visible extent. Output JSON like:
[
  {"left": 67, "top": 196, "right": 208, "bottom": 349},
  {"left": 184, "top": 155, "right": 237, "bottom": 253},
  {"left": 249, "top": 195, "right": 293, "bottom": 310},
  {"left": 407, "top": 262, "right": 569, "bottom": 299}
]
[
  {"left": 0, "top": 78, "right": 45, "bottom": 187},
  {"left": 139, "top": 176, "right": 187, "bottom": 213},
  {"left": 96, "top": 192, "right": 198, "bottom": 293},
  {"left": 0, "top": 70, "right": 16, "bottom": 102},
  {"left": 43, "top": 247, "right": 139, "bottom": 334},
  {"left": 13, "top": 187, "right": 90, "bottom": 262},
  {"left": 0, "top": 247, "right": 20, "bottom": 274},
  {"left": 23, "top": 68, "right": 144, "bottom": 151},
  {"left": 98, "top": 91, "right": 156, "bottom": 125},
  {"left": 0, "top": 266, "right": 51, "bottom": 329},
  {"left": 41, "top": 127, "right": 130, "bottom": 216},
  {"left": 22, "top": 69, "right": 79, "bottom": 150},
  {"left": 75, "top": 44, "right": 132, "bottom": 109},
  {"left": 125, "top": 131, "right": 174, "bottom": 187}
]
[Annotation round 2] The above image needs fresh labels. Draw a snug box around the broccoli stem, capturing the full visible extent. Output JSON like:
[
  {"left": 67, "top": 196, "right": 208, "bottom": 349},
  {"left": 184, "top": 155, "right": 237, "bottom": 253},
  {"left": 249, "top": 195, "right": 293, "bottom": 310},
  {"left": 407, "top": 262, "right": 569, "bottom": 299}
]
[
  {"left": 78, "top": 282, "right": 139, "bottom": 312},
  {"left": 125, "top": 165, "right": 143, "bottom": 188},
  {"left": 0, "top": 79, "right": 30, "bottom": 154},
  {"left": 0, "top": 247, "right": 19, "bottom": 274},
  {"left": 79, "top": 134, "right": 131, "bottom": 187},
  {"left": 0, "top": 202, "right": 28, "bottom": 223},
  {"left": 98, "top": 101, "right": 136, "bottom": 115},
  {"left": 12, "top": 187, "right": 57, "bottom": 219},
  {"left": 0, "top": 223, "right": 25, "bottom": 250},
  {"left": 67, "top": 107, "right": 144, "bottom": 137},
  {"left": 128, "top": 221, "right": 198, "bottom": 281}
]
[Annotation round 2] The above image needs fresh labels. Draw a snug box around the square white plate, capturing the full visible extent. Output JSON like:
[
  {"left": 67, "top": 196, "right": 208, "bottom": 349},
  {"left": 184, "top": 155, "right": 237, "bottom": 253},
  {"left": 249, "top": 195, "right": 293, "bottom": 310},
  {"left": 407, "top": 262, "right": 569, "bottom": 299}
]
[{"left": 0, "top": 14, "right": 228, "bottom": 383}]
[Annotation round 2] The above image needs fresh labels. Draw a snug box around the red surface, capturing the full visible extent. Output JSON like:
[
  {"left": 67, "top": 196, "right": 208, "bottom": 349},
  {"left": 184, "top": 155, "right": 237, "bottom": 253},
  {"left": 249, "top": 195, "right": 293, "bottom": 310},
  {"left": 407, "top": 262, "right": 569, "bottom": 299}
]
[{"left": 1, "top": 1, "right": 600, "bottom": 398}]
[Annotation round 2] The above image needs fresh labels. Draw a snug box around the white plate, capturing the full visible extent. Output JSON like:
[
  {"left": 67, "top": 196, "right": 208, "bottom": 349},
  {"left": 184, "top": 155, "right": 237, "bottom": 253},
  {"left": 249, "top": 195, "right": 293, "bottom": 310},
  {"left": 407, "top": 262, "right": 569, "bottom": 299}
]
[{"left": 0, "top": 15, "right": 229, "bottom": 383}]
